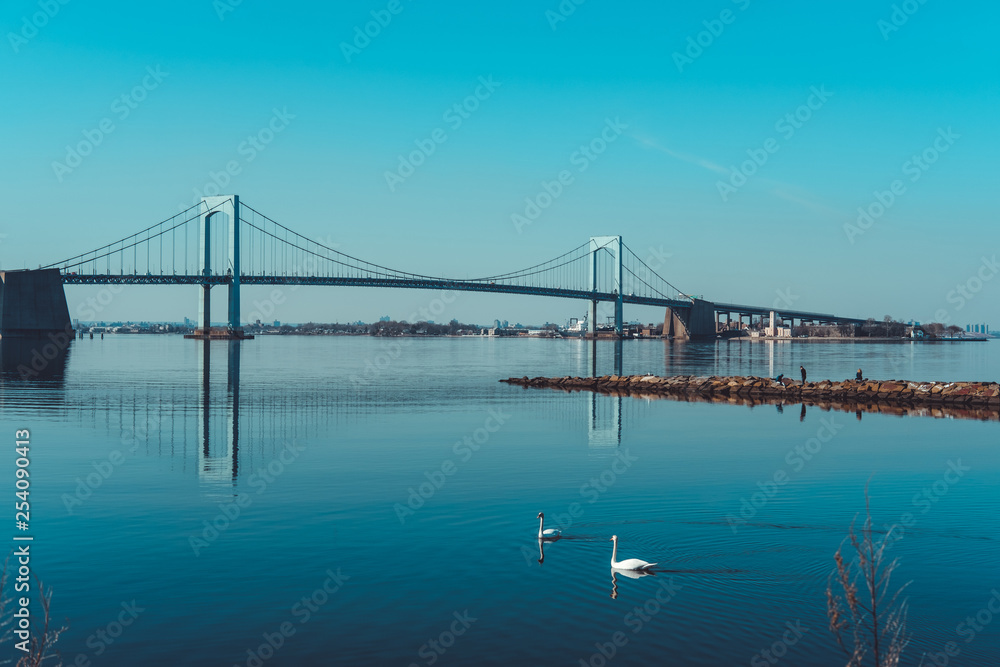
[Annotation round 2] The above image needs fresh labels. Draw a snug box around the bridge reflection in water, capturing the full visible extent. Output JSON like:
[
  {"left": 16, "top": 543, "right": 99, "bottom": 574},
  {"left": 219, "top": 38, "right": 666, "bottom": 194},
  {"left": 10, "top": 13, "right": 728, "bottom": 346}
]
[
  {"left": 198, "top": 340, "right": 240, "bottom": 487},
  {"left": 180, "top": 338, "right": 634, "bottom": 490},
  {"left": 588, "top": 339, "right": 623, "bottom": 449}
]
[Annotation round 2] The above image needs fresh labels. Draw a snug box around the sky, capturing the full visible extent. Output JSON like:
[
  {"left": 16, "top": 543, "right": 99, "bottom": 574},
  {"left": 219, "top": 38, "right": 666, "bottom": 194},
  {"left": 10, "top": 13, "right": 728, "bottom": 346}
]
[{"left": 2, "top": 0, "right": 998, "bottom": 328}]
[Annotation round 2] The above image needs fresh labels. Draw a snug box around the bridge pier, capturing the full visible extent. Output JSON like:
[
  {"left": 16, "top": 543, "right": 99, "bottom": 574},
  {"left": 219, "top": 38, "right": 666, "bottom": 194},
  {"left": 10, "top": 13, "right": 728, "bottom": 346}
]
[
  {"left": 588, "top": 236, "right": 623, "bottom": 337},
  {"left": 191, "top": 196, "right": 249, "bottom": 340},
  {"left": 0, "top": 269, "right": 73, "bottom": 338},
  {"left": 197, "top": 199, "right": 212, "bottom": 332},
  {"left": 0, "top": 269, "right": 73, "bottom": 379},
  {"left": 664, "top": 298, "right": 716, "bottom": 339}
]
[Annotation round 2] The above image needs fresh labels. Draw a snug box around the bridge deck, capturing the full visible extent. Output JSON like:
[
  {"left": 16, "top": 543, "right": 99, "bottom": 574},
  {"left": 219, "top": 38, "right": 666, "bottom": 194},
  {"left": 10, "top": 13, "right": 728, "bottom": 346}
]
[
  {"left": 713, "top": 301, "right": 868, "bottom": 325},
  {"left": 60, "top": 275, "right": 866, "bottom": 324},
  {"left": 59, "top": 274, "right": 693, "bottom": 309}
]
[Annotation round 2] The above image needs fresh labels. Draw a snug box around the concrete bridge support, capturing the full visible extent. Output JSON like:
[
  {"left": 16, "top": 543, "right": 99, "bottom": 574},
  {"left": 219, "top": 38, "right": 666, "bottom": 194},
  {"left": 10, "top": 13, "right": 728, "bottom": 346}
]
[
  {"left": 664, "top": 298, "right": 717, "bottom": 339},
  {"left": 0, "top": 269, "right": 74, "bottom": 379},
  {"left": 0, "top": 269, "right": 72, "bottom": 338}
]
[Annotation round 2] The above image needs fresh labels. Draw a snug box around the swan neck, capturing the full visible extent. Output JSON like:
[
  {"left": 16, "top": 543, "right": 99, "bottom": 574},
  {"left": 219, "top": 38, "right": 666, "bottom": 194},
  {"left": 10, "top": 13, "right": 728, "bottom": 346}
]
[
  {"left": 611, "top": 538, "right": 618, "bottom": 564},
  {"left": 538, "top": 516, "right": 544, "bottom": 538}
]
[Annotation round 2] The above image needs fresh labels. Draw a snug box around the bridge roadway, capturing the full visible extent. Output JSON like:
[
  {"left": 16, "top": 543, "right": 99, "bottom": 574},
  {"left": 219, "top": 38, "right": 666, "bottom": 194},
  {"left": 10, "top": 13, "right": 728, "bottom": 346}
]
[{"left": 61, "top": 273, "right": 867, "bottom": 326}]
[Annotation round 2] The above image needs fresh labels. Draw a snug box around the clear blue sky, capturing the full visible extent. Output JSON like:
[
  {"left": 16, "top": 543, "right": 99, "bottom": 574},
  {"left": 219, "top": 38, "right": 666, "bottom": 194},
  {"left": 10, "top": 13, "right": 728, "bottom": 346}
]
[{"left": 2, "top": 0, "right": 997, "bottom": 328}]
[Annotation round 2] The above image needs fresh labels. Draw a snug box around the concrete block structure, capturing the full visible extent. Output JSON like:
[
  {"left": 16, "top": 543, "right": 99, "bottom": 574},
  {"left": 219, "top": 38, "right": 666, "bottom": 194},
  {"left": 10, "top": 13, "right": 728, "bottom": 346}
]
[
  {"left": 664, "top": 298, "right": 716, "bottom": 339},
  {"left": 0, "top": 269, "right": 73, "bottom": 338}
]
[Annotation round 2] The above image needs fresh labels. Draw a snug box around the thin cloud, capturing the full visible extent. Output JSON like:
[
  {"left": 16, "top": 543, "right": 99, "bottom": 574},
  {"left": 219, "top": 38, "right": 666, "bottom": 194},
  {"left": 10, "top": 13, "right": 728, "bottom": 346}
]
[
  {"left": 766, "top": 184, "right": 845, "bottom": 218},
  {"left": 632, "top": 133, "right": 846, "bottom": 218},
  {"left": 631, "top": 134, "right": 729, "bottom": 175}
]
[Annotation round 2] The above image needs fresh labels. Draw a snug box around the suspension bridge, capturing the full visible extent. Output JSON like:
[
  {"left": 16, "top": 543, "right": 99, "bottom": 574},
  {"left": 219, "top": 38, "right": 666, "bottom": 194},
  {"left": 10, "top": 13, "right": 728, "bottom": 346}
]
[{"left": 5, "top": 195, "right": 867, "bottom": 338}]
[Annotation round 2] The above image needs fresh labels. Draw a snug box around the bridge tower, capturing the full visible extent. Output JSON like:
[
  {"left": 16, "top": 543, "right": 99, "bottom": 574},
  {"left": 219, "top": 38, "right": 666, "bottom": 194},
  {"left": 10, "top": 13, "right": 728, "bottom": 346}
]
[
  {"left": 588, "top": 236, "right": 623, "bottom": 337},
  {"left": 197, "top": 196, "right": 244, "bottom": 337}
]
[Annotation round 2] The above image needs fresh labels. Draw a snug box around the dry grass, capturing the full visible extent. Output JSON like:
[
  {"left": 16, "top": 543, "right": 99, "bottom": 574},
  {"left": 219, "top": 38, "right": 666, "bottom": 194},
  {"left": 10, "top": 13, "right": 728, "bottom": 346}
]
[
  {"left": 15, "top": 576, "right": 66, "bottom": 667},
  {"left": 0, "top": 552, "right": 66, "bottom": 667},
  {"left": 827, "top": 484, "right": 910, "bottom": 667}
]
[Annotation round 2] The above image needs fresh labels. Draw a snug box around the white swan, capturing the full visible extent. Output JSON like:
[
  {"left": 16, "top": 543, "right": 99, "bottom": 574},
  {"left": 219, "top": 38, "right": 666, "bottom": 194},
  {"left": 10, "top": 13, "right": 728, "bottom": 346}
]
[
  {"left": 610, "top": 535, "right": 657, "bottom": 571},
  {"left": 537, "top": 512, "right": 561, "bottom": 540}
]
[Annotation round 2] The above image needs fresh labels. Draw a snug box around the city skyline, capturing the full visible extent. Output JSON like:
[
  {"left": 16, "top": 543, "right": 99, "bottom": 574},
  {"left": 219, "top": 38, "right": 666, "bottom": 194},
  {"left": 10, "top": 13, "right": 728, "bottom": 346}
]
[{"left": 3, "top": 1, "right": 997, "bottom": 328}]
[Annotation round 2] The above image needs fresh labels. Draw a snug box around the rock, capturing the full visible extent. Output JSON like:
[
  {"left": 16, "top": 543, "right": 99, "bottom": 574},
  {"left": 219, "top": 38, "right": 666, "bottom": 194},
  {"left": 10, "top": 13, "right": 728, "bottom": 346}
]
[{"left": 497, "top": 374, "right": 998, "bottom": 420}]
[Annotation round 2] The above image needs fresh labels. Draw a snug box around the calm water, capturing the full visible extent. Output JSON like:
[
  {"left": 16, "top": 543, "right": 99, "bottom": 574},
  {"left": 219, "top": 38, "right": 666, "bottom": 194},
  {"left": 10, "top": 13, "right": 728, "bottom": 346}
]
[{"left": 1, "top": 336, "right": 998, "bottom": 666}]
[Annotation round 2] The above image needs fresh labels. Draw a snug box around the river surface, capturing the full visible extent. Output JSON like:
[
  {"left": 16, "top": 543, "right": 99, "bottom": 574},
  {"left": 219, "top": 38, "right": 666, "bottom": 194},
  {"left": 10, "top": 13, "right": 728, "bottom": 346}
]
[{"left": 1, "top": 336, "right": 997, "bottom": 666}]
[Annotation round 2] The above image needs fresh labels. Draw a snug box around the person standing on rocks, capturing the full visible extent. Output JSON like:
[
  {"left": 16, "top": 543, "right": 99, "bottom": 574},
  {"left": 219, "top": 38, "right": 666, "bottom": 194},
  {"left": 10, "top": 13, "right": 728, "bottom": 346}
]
[
  {"left": 800, "top": 365, "right": 807, "bottom": 384},
  {"left": 856, "top": 368, "right": 863, "bottom": 381}
]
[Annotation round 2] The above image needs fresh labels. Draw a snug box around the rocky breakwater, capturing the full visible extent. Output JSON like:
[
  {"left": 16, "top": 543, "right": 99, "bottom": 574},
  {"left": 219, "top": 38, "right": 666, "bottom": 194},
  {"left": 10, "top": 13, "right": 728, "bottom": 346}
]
[{"left": 500, "top": 375, "right": 1000, "bottom": 421}]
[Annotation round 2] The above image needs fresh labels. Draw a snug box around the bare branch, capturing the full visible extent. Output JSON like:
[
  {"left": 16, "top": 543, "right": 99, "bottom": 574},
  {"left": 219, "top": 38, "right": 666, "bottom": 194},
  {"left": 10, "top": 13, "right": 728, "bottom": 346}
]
[{"left": 826, "top": 484, "right": 912, "bottom": 667}]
